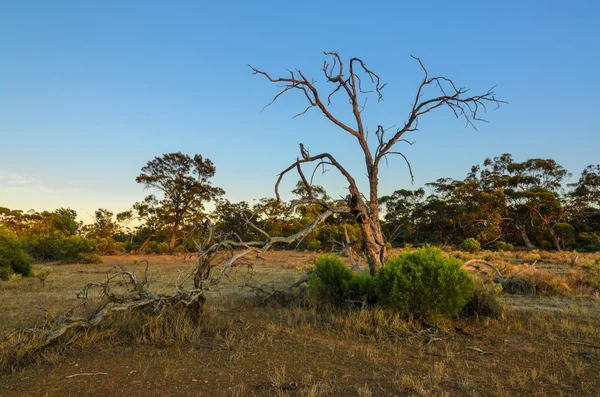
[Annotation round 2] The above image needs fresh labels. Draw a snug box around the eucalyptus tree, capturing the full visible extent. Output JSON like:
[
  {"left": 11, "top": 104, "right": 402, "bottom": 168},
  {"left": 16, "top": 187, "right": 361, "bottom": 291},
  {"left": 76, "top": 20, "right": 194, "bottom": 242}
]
[{"left": 136, "top": 152, "right": 224, "bottom": 250}]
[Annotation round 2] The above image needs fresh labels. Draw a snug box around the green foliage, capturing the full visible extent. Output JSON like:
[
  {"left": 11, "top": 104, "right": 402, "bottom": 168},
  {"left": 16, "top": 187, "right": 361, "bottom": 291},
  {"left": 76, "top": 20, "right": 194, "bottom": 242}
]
[
  {"left": 24, "top": 234, "right": 98, "bottom": 263},
  {"left": 136, "top": 152, "right": 225, "bottom": 250},
  {"left": 157, "top": 242, "right": 170, "bottom": 254},
  {"left": 375, "top": 247, "right": 475, "bottom": 317},
  {"left": 174, "top": 244, "right": 186, "bottom": 253},
  {"left": 461, "top": 281, "right": 504, "bottom": 318},
  {"left": 0, "top": 228, "right": 32, "bottom": 278},
  {"left": 494, "top": 241, "right": 514, "bottom": 252},
  {"left": 576, "top": 232, "right": 600, "bottom": 252},
  {"left": 76, "top": 253, "right": 103, "bottom": 264},
  {"left": 7, "top": 273, "right": 23, "bottom": 282},
  {"left": 308, "top": 256, "right": 376, "bottom": 305},
  {"left": 462, "top": 238, "right": 481, "bottom": 253},
  {"left": 307, "top": 239, "right": 321, "bottom": 251},
  {"left": 385, "top": 242, "right": 393, "bottom": 250}
]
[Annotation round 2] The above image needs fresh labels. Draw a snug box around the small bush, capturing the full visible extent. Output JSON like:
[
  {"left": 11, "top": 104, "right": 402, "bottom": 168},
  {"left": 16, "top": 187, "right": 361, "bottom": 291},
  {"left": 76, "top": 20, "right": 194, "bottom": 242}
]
[
  {"left": 174, "top": 245, "right": 187, "bottom": 254},
  {"left": 157, "top": 242, "right": 170, "bottom": 255},
  {"left": 385, "top": 242, "right": 393, "bottom": 251},
  {"left": 76, "top": 253, "right": 103, "bottom": 264},
  {"left": 461, "top": 281, "right": 504, "bottom": 318},
  {"left": 0, "top": 228, "right": 32, "bottom": 277},
  {"left": 7, "top": 273, "right": 23, "bottom": 282},
  {"left": 462, "top": 238, "right": 481, "bottom": 253},
  {"left": 307, "top": 239, "right": 321, "bottom": 251},
  {"left": 494, "top": 241, "right": 514, "bottom": 252},
  {"left": 308, "top": 255, "right": 376, "bottom": 305},
  {"left": 376, "top": 247, "right": 475, "bottom": 317},
  {"left": 34, "top": 267, "right": 52, "bottom": 286}
]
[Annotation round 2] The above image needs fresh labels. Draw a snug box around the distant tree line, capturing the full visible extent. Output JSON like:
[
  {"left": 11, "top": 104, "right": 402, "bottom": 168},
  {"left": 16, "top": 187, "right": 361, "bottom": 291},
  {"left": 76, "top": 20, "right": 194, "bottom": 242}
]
[
  {"left": 1, "top": 153, "right": 598, "bottom": 271},
  {"left": 380, "top": 154, "right": 600, "bottom": 251}
]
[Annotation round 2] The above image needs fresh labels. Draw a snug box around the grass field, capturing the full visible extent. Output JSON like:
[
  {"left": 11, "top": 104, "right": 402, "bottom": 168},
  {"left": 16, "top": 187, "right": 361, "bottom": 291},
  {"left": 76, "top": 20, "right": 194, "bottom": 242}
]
[{"left": 1, "top": 249, "right": 599, "bottom": 396}]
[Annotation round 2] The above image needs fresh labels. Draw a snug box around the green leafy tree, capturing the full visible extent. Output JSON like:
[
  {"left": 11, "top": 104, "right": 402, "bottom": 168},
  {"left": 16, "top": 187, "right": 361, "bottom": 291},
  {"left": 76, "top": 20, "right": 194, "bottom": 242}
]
[{"left": 136, "top": 152, "right": 224, "bottom": 250}]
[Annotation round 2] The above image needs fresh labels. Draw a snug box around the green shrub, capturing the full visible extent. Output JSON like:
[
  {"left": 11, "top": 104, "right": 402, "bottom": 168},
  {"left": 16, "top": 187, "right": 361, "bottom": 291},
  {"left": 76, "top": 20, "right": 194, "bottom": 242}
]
[
  {"left": 0, "top": 228, "right": 32, "bottom": 277},
  {"left": 385, "top": 242, "right": 393, "bottom": 251},
  {"left": 308, "top": 255, "right": 376, "bottom": 305},
  {"left": 76, "top": 253, "right": 103, "bottom": 264},
  {"left": 494, "top": 241, "right": 514, "bottom": 252},
  {"left": 174, "top": 244, "right": 187, "bottom": 254},
  {"left": 308, "top": 239, "right": 321, "bottom": 251},
  {"left": 24, "top": 234, "right": 98, "bottom": 263},
  {"left": 576, "top": 232, "right": 600, "bottom": 252},
  {"left": 462, "top": 238, "right": 481, "bottom": 253},
  {"left": 59, "top": 236, "right": 98, "bottom": 261},
  {"left": 157, "top": 242, "right": 170, "bottom": 255},
  {"left": 375, "top": 247, "right": 475, "bottom": 317},
  {"left": 461, "top": 281, "right": 504, "bottom": 318}
]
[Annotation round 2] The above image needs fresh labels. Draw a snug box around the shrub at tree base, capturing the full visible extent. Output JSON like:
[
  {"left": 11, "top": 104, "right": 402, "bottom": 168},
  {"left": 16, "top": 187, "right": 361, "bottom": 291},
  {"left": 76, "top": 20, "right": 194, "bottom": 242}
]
[
  {"left": 308, "top": 256, "right": 377, "bottom": 305},
  {"left": 375, "top": 247, "right": 475, "bottom": 317},
  {"left": 309, "top": 248, "right": 476, "bottom": 317},
  {"left": 0, "top": 228, "right": 32, "bottom": 279},
  {"left": 462, "top": 238, "right": 481, "bottom": 253}
]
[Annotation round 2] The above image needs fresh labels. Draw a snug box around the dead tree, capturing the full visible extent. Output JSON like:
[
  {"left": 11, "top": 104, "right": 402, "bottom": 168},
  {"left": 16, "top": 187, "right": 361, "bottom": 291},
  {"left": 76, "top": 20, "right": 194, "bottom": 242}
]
[{"left": 250, "top": 52, "right": 504, "bottom": 275}]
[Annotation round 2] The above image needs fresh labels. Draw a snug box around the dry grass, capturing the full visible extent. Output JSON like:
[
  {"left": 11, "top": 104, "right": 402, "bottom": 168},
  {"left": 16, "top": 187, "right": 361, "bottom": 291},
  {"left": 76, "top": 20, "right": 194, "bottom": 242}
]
[{"left": 1, "top": 250, "right": 599, "bottom": 396}]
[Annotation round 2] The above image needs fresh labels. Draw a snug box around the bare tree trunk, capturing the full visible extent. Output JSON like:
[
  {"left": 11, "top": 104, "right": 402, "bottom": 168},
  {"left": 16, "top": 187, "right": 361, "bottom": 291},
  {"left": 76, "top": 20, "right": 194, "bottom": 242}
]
[
  {"left": 549, "top": 228, "right": 562, "bottom": 251},
  {"left": 135, "top": 233, "right": 155, "bottom": 254},
  {"left": 361, "top": 217, "right": 385, "bottom": 276},
  {"left": 519, "top": 228, "right": 535, "bottom": 250},
  {"left": 169, "top": 221, "right": 179, "bottom": 250}
]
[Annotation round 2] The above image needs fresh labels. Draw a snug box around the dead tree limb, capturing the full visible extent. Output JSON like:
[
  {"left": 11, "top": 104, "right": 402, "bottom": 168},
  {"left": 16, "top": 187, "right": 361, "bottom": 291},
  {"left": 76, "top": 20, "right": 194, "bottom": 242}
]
[{"left": 251, "top": 52, "right": 504, "bottom": 275}]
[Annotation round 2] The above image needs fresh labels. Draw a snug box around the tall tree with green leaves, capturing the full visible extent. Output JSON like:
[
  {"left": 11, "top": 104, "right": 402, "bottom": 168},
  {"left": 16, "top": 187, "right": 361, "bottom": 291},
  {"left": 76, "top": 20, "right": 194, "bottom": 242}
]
[{"left": 136, "top": 152, "right": 224, "bottom": 250}]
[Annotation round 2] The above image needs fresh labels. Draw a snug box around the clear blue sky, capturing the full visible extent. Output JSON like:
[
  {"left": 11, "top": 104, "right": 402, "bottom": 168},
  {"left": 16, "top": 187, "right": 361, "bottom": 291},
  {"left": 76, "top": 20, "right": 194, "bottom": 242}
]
[{"left": 1, "top": 0, "right": 598, "bottom": 222}]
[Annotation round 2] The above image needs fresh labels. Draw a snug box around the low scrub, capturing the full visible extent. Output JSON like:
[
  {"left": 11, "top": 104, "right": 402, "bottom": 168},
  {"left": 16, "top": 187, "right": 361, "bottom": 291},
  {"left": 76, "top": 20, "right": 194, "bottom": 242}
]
[
  {"left": 308, "top": 256, "right": 376, "bottom": 305},
  {"left": 376, "top": 247, "right": 475, "bottom": 317},
  {"left": 309, "top": 248, "right": 477, "bottom": 317},
  {"left": 24, "top": 233, "right": 99, "bottom": 263},
  {"left": 0, "top": 228, "right": 32, "bottom": 279},
  {"left": 462, "top": 238, "right": 481, "bottom": 253}
]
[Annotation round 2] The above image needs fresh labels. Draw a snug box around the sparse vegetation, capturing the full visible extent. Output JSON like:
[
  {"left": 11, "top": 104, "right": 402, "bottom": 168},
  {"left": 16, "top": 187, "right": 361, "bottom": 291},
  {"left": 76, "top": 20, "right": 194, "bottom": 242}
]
[{"left": 1, "top": 251, "right": 599, "bottom": 396}]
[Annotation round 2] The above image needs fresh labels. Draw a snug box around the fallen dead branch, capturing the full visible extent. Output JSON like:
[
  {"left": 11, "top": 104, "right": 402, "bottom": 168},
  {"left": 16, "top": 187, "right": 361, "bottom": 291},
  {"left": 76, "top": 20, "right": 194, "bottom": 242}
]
[
  {"left": 464, "top": 259, "right": 537, "bottom": 291},
  {"left": 571, "top": 341, "right": 600, "bottom": 349},
  {"left": 466, "top": 346, "right": 493, "bottom": 355},
  {"left": 65, "top": 372, "right": 108, "bottom": 379}
]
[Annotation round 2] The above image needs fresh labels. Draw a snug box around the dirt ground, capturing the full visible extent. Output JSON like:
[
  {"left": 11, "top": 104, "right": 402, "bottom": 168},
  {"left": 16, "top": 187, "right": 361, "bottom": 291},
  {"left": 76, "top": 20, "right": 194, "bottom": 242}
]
[{"left": 1, "top": 250, "right": 599, "bottom": 396}]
